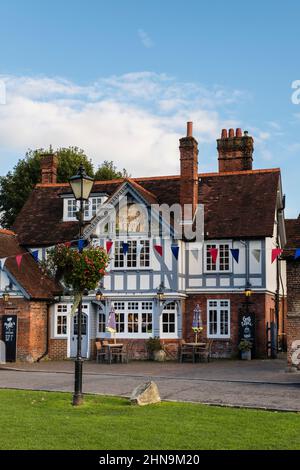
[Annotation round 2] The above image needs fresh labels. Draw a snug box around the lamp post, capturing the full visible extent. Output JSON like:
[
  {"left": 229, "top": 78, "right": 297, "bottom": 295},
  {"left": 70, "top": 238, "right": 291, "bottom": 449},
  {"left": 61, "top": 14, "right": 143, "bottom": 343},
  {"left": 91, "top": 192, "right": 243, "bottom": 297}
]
[{"left": 69, "top": 164, "right": 94, "bottom": 406}]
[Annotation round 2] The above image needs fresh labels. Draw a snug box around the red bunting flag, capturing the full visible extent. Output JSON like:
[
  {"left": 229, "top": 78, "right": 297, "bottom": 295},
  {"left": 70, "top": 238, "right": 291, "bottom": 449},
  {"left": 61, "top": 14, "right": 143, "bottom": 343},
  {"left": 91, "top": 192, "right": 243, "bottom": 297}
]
[
  {"left": 154, "top": 245, "right": 163, "bottom": 257},
  {"left": 106, "top": 241, "right": 113, "bottom": 253},
  {"left": 208, "top": 248, "right": 218, "bottom": 264},
  {"left": 271, "top": 248, "right": 283, "bottom": 264},
  {"left": 16, "top": 254, "right": 23, "bottom": 270}
]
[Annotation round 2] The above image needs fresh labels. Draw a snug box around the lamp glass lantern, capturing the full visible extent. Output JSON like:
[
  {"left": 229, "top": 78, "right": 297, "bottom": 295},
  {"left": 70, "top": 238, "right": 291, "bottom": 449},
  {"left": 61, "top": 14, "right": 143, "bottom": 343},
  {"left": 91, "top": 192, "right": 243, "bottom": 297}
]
[
  {"left": 156, "top": 283, "right": 165, "bottom": 302},
  {"left": 69, "top": 164, "right": 94, "bottom": 201},
  {"left": 244, "top": 282, "right": 252, "bottom": 298},
  {"left": 96, "top": 289, "right": 104, "bottom": 302},
  {"left": 3, "top": 291, "right": 10, "bottom": 303}
]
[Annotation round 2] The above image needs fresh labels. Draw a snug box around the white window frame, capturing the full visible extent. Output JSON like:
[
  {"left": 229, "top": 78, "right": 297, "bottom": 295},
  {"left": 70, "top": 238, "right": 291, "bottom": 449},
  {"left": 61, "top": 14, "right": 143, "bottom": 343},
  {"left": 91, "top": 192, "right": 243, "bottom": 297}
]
[
  {"left": 207, "top": 299, "right": 231, "bottom": 339},
  {"left": 63, "top": 196, "right": 104, "bottom": 222},
  {"left": 205, "top": 242, "right": 232, "bottom": 273},
  {"left": 54, "top": 304, "right": 69, "bottom": 338},
  {"left": 97, "top": 301, "right": 154, "bottom": 339},
  {"left": 113, "top": 239, "right": 151, "bottom": 270},
  {"left": 160, "top": 302, "right": 178, "bottom": 339}
]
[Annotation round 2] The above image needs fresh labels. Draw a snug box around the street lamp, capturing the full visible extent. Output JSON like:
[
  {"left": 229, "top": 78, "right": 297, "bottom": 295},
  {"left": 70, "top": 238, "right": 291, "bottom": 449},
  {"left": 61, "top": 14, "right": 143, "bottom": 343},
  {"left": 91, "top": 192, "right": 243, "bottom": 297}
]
[
  {"left": 69, "top": 164, "right": 94, "bottom": 406},
  {"left": 2, "top": 287, "right": 10, "bottom": 303},
  {"left": 96, "top": 288, "right": 104, "bottom": 302},
  {"left": 244, "top": 281, "right": 253, "bottom": 298},
  {"left": 156, "top": 282, "right": 165, "bottom": 302}
]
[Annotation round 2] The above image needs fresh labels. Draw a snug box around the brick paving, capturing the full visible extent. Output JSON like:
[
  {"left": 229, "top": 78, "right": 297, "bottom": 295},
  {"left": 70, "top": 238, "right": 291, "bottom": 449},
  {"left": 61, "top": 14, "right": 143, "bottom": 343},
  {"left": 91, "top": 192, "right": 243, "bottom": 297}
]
[{"left": 1, "top": 358, "right": 300, "bottom": 412}]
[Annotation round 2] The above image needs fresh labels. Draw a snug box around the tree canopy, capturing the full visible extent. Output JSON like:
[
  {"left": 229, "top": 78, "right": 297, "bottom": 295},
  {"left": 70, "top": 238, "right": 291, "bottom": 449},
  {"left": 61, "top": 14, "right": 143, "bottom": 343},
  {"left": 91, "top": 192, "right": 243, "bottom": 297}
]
[{"left": 0, "top": 147, "right": 128, "bottom": 229}]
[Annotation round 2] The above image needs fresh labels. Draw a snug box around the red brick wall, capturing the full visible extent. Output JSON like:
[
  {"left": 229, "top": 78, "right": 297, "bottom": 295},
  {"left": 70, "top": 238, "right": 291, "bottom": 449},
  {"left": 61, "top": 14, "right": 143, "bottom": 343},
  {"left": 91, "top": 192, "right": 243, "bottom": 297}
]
[
  {"left": 48, "top": 339, "right": 68, "bottom": 360},
  {"left": 286, "top": 261, "right": 300, "bottom": 369},
  {"left": 0, "top": 298, "right": 48, "bottom": 362},
  {"left": 184, "top": 293, "right": 275, "bottom": 358}
]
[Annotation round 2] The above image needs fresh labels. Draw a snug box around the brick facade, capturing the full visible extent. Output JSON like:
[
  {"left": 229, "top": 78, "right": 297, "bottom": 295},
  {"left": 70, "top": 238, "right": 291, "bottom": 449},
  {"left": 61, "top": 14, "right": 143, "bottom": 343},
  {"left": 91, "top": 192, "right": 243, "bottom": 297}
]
[
  {"left": 183, "top": 293, "right": 281, "bottom": 358},
  {"left": 48, "top": 338, "right": 68, "bottom": 360},
  {"left": 0, "top": 298, "right": 48, "bottom": 362},
  {"left": 286, "top": 260, "right": 300, "bottom": 369}
]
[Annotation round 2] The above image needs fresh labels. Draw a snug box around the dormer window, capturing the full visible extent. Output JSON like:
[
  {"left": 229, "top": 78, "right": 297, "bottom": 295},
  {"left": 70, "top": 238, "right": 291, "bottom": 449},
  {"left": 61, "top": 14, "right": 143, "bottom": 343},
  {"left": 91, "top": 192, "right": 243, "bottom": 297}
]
[{"left": 63, "top": 195, "right": 107, "bottom": 222}]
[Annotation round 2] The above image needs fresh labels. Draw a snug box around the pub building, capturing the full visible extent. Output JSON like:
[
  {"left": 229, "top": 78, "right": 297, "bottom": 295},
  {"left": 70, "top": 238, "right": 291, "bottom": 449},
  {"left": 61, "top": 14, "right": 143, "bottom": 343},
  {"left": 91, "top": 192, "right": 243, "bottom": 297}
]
[{"left": 1, "top": 124, "right": 287, "bottom": 362}]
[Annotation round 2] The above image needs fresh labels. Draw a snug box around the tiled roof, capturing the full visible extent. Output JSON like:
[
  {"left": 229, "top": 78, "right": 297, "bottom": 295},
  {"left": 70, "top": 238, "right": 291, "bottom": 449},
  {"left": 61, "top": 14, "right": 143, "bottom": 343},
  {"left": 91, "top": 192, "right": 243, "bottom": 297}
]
[
  {"left": 0, "top": 231, "right": 61, "bottom": 299},
  {"left": 284, "top": 216, "right": 300, "bottom": 258},
  {"left": 13, "top": 169, "right": 280, "bottom": 245}
]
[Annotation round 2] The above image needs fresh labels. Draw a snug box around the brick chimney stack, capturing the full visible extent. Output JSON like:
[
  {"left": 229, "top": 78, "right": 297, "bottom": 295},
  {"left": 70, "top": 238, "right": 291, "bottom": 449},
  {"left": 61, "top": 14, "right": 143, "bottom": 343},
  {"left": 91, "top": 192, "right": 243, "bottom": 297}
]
[
  {"left": 179, "top": 122, "right": 199, "bottom": 221},
  {"left": 217, "top": 128, "right": 254, "bottom": 172},
  {"left": 40, "top": 152, "right": 58, "bottom": 184}
]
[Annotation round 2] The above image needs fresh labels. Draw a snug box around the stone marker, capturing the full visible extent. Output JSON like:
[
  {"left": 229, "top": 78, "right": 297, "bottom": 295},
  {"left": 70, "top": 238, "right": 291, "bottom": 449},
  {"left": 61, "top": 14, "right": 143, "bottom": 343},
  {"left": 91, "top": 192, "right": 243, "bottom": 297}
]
[
  {"left": 0, "top": 340, "right": 6, "bottom": 364},
  {"left": 130, "top": 381, "right": 161, "bottom": 406}
]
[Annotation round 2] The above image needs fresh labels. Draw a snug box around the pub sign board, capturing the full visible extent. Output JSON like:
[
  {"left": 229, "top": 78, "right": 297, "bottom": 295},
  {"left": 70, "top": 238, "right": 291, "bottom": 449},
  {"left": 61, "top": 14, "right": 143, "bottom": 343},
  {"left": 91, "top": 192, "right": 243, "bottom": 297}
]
[
  {"left": 2, "top": 315, "right": 17, "bottom": 362},
  {"left": 239, "top": 310, "right": 256, "bottom": 356}
]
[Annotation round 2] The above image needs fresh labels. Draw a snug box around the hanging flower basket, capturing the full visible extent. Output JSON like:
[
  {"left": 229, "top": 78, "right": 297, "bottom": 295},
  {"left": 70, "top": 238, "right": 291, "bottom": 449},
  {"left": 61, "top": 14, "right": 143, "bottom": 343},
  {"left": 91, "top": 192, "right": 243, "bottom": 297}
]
[{"left": 46, "top": 244, "right": 110, "bottom": 293}]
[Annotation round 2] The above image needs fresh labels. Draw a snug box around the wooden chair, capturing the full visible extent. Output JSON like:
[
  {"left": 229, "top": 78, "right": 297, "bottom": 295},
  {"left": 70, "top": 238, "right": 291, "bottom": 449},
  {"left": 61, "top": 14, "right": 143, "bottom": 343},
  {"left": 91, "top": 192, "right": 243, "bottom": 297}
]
[
  {"left": 95, "top": 341, "right": 107, "bottom": 363},
  {"left": 179, "top": 341, "right": 195, "bottom": 363},
  {"left": 195, "top": 340, "right": 213, "bottom": 363}
]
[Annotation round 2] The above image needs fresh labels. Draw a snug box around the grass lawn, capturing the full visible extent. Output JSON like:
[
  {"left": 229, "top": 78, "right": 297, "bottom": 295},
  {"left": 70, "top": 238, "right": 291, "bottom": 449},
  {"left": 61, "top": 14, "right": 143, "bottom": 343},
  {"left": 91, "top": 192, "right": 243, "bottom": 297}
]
[{"left": 0, "top": 389, "right": 299, "bottom": 450}]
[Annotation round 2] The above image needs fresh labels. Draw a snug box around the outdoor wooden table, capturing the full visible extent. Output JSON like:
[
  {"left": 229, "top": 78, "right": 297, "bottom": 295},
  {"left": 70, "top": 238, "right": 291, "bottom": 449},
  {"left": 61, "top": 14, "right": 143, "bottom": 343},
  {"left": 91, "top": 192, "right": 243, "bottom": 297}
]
[
  {"left": 182, "top": 343, "right": 206, "bottom": 363},
  {"left": 105, "top": 343, "right": 124, "bottom": 364}
]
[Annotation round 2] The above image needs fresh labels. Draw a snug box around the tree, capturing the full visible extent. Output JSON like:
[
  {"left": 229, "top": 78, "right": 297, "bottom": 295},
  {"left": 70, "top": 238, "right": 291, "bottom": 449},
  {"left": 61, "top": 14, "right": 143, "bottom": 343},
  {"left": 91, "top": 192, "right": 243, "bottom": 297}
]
[
  {"left": 94, "top": 160, "right": 128, "bottom": 180},
  {"left": 0, "top": 147, "right": 94, "bottom": 229}
]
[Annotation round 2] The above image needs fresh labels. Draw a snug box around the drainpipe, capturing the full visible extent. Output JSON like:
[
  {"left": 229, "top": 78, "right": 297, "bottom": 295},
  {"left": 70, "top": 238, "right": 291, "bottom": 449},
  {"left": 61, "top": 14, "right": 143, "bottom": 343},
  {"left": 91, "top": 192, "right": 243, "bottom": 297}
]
[{"left": 36, "top": 300, "right": 51, "bottom": 363}]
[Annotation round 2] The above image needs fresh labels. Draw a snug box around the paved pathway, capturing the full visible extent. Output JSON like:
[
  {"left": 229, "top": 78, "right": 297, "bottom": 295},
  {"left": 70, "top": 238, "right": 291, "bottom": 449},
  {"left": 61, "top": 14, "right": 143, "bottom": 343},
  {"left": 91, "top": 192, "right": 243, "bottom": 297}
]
[{"left": 1, "top": 359, "right": 300, "bottom": 411}]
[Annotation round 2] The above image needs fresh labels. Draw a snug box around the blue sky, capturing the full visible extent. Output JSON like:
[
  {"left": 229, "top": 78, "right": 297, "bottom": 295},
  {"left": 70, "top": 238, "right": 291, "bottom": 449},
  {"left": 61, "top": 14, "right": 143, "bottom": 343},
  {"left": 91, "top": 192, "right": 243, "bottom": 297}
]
[{"left": 0, "top": 0, "right": 299, "bottom": 216}]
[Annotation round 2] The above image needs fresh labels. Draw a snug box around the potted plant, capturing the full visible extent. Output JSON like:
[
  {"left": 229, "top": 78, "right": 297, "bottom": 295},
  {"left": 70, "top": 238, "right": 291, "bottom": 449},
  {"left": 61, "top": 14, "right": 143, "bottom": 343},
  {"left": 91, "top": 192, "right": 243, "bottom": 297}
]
[
  {"left": 146, "top": 337, "right": 166, "bottom": 362},
  {"left": 238, "top": 339, "right": 253, "bottom": 360}
]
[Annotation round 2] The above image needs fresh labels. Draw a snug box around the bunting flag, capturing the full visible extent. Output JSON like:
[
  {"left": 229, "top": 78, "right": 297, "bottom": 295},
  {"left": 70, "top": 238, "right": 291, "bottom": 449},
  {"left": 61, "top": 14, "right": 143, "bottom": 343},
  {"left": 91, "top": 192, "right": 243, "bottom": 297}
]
[
  {"left": 122, "top": 242, "right": 129, "bottom": 256},
  {"left": 106, "top": 240, "right": 113, "bottom": 253},
  {"left": 271, "top": 248, "right": 283, "bottom": 264},
  {"left": 137, "top": 242, "right": 143, "bottom": 257},
  {"left": 252, "top": 249, "right": 261, "bottom": 263},
  {"left": 294, "top": 248, "right": 300, "bottom": 260},
  {"left": 230, "top": 249, "right": 240, "bottom": 264},
  {"left": 0, "top": 257, "right": 7, "bottom": 270},
  {"left": 78, "top": 239, "right": 85, "bottom": 251},
  {"left": 32, "top": 250, "right": 39, "bottom": 262},
  {"left": 16, "top": 254, "right": 23, "bottom": 270},
  {"left": 208, "top": 248, "right": 218, "bottom": 264},
  {"left": 171, "top": 245, "right": 179, "bottom": 260},
  {"left": 154, "top": 245, "right": 163, "bottom": 257}
]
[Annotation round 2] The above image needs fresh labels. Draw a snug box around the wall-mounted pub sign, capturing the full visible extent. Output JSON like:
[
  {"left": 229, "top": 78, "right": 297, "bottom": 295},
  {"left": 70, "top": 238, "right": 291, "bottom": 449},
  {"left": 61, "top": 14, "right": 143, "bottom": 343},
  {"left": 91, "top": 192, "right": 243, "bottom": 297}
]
[{"left": 2, "top": 315, "right": 17, "bottom": 362}]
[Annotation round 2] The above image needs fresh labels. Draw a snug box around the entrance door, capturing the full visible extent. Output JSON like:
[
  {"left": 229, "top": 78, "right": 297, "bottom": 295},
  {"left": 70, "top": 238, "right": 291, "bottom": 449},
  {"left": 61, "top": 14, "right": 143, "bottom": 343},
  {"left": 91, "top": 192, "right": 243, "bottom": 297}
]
[{"left": 70, "top": 313, "right": 89, "bottom": 358}]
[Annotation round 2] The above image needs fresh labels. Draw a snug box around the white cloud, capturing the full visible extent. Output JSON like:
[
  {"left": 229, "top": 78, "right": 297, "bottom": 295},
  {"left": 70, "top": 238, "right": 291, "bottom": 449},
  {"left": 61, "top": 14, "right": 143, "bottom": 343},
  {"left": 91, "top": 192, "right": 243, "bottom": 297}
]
[
  {"left": 138, "top": 29, "right": 154, "bottom": 49},
  {"left": 0, "top": 72, "right": 248, "bottom": 176}
]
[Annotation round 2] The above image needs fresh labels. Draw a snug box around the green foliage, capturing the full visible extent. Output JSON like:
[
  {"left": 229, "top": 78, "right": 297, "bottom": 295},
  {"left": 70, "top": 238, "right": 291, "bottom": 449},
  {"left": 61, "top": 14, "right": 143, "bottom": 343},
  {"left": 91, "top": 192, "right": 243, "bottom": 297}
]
[
  {"left": 46, "top": 244, "right": 109, "bottom": 293},
  {"left": 238, "top": 339, "right": 253, "bottom": 351},
  {"left": 0, "top": 390, "right": 300, "bottom": 450},
  {"left": 0, "top": 147, "right": 93, "bottom": 228},
  {"left": 94, "top": 160, "right": 128, "bottom": 180}
]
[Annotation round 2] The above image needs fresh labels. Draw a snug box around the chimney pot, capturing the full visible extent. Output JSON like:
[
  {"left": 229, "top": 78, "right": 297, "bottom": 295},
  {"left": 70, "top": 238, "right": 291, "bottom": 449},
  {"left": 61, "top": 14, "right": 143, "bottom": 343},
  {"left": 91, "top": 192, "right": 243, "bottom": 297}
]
[
  {"left": 229, "top": 128, "right": 235, "bottom": 138},
  {"left": 236, "top": 128, "right": 242, "bottom": 137},
  {"left": 221, "top": 129, "right": 228, "bottom": 139},
  {"left": 187, "top": 121, "right": 193, "bottom": 137}
]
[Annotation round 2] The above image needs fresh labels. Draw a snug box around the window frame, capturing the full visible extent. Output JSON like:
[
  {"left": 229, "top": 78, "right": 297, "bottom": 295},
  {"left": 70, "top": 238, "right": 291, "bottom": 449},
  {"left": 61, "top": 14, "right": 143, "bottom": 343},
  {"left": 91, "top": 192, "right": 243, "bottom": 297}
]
[
  {"left": 113, "top": 239, "right": 151, "bottom": 270},
  {"left": 205, "top": 242, "right": 232, "bottom": 273},
  {"left": 207, "top": 299, "right": 231, "bottom": 339},
  {"left": 54, "top": 304, "right": 68, "bottom": 338},
  {"left": 160, "top": 302, "right": 178, "bottom": 339}
]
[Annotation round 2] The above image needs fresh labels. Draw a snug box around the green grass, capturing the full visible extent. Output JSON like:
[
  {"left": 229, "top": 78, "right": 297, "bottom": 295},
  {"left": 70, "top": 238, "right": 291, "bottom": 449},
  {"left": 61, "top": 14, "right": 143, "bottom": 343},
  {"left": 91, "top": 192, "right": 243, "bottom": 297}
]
[{"left": 0, "top": 389, "right": 299, "bottom": 450}]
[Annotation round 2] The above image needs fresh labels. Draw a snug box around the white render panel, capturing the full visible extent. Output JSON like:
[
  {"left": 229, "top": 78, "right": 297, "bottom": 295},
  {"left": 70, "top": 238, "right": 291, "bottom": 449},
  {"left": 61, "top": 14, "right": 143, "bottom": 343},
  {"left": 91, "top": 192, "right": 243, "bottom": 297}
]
[
  {"left": 153, "top": 274, "right": 161, "bottom": 290},
  {"left": 206, "top": 278, "right": 217, "bottom": 287},
  {"left": 127, "top": 274, "right": 137, "bottom": 290},
  {"left": 140, "top": 274, "right": 150, "bottom": 290},
  {"left": 249, "top": 240, "right": 263, "bottom": 275},
  {"left": 103, "top": 275, "right": 111, "bottom": 290},
  {"left": 220, "top": 277, "right": 230, "bottom": 287},
  {"left": 234, "top": 278, "right": 246, "bottom": 287},
  {"left": 189, "top": 278, "right": 203, "bottom": 287},
  {"left": 114, "top": 275, "right": 124, "bottom": 290},
  {"left": 232, "top": 241, "right": 246, "bottom": 275},
  {"left": 266, "top": 232, "right": 278, "bottom": 293},
  {"left": 250, "top": 277, "right": 262, "bottom": 287}
]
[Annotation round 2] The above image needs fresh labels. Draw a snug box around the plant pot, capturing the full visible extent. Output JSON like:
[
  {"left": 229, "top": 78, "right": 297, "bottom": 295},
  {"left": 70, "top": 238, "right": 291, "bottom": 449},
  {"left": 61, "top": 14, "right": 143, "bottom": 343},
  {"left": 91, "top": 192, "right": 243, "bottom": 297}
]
[
  {"left": 153, "top": 349, "right": 166, "bottom": 362},
  {"left": 241, "top": 350, "right": 251, "bottom": 361}
]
